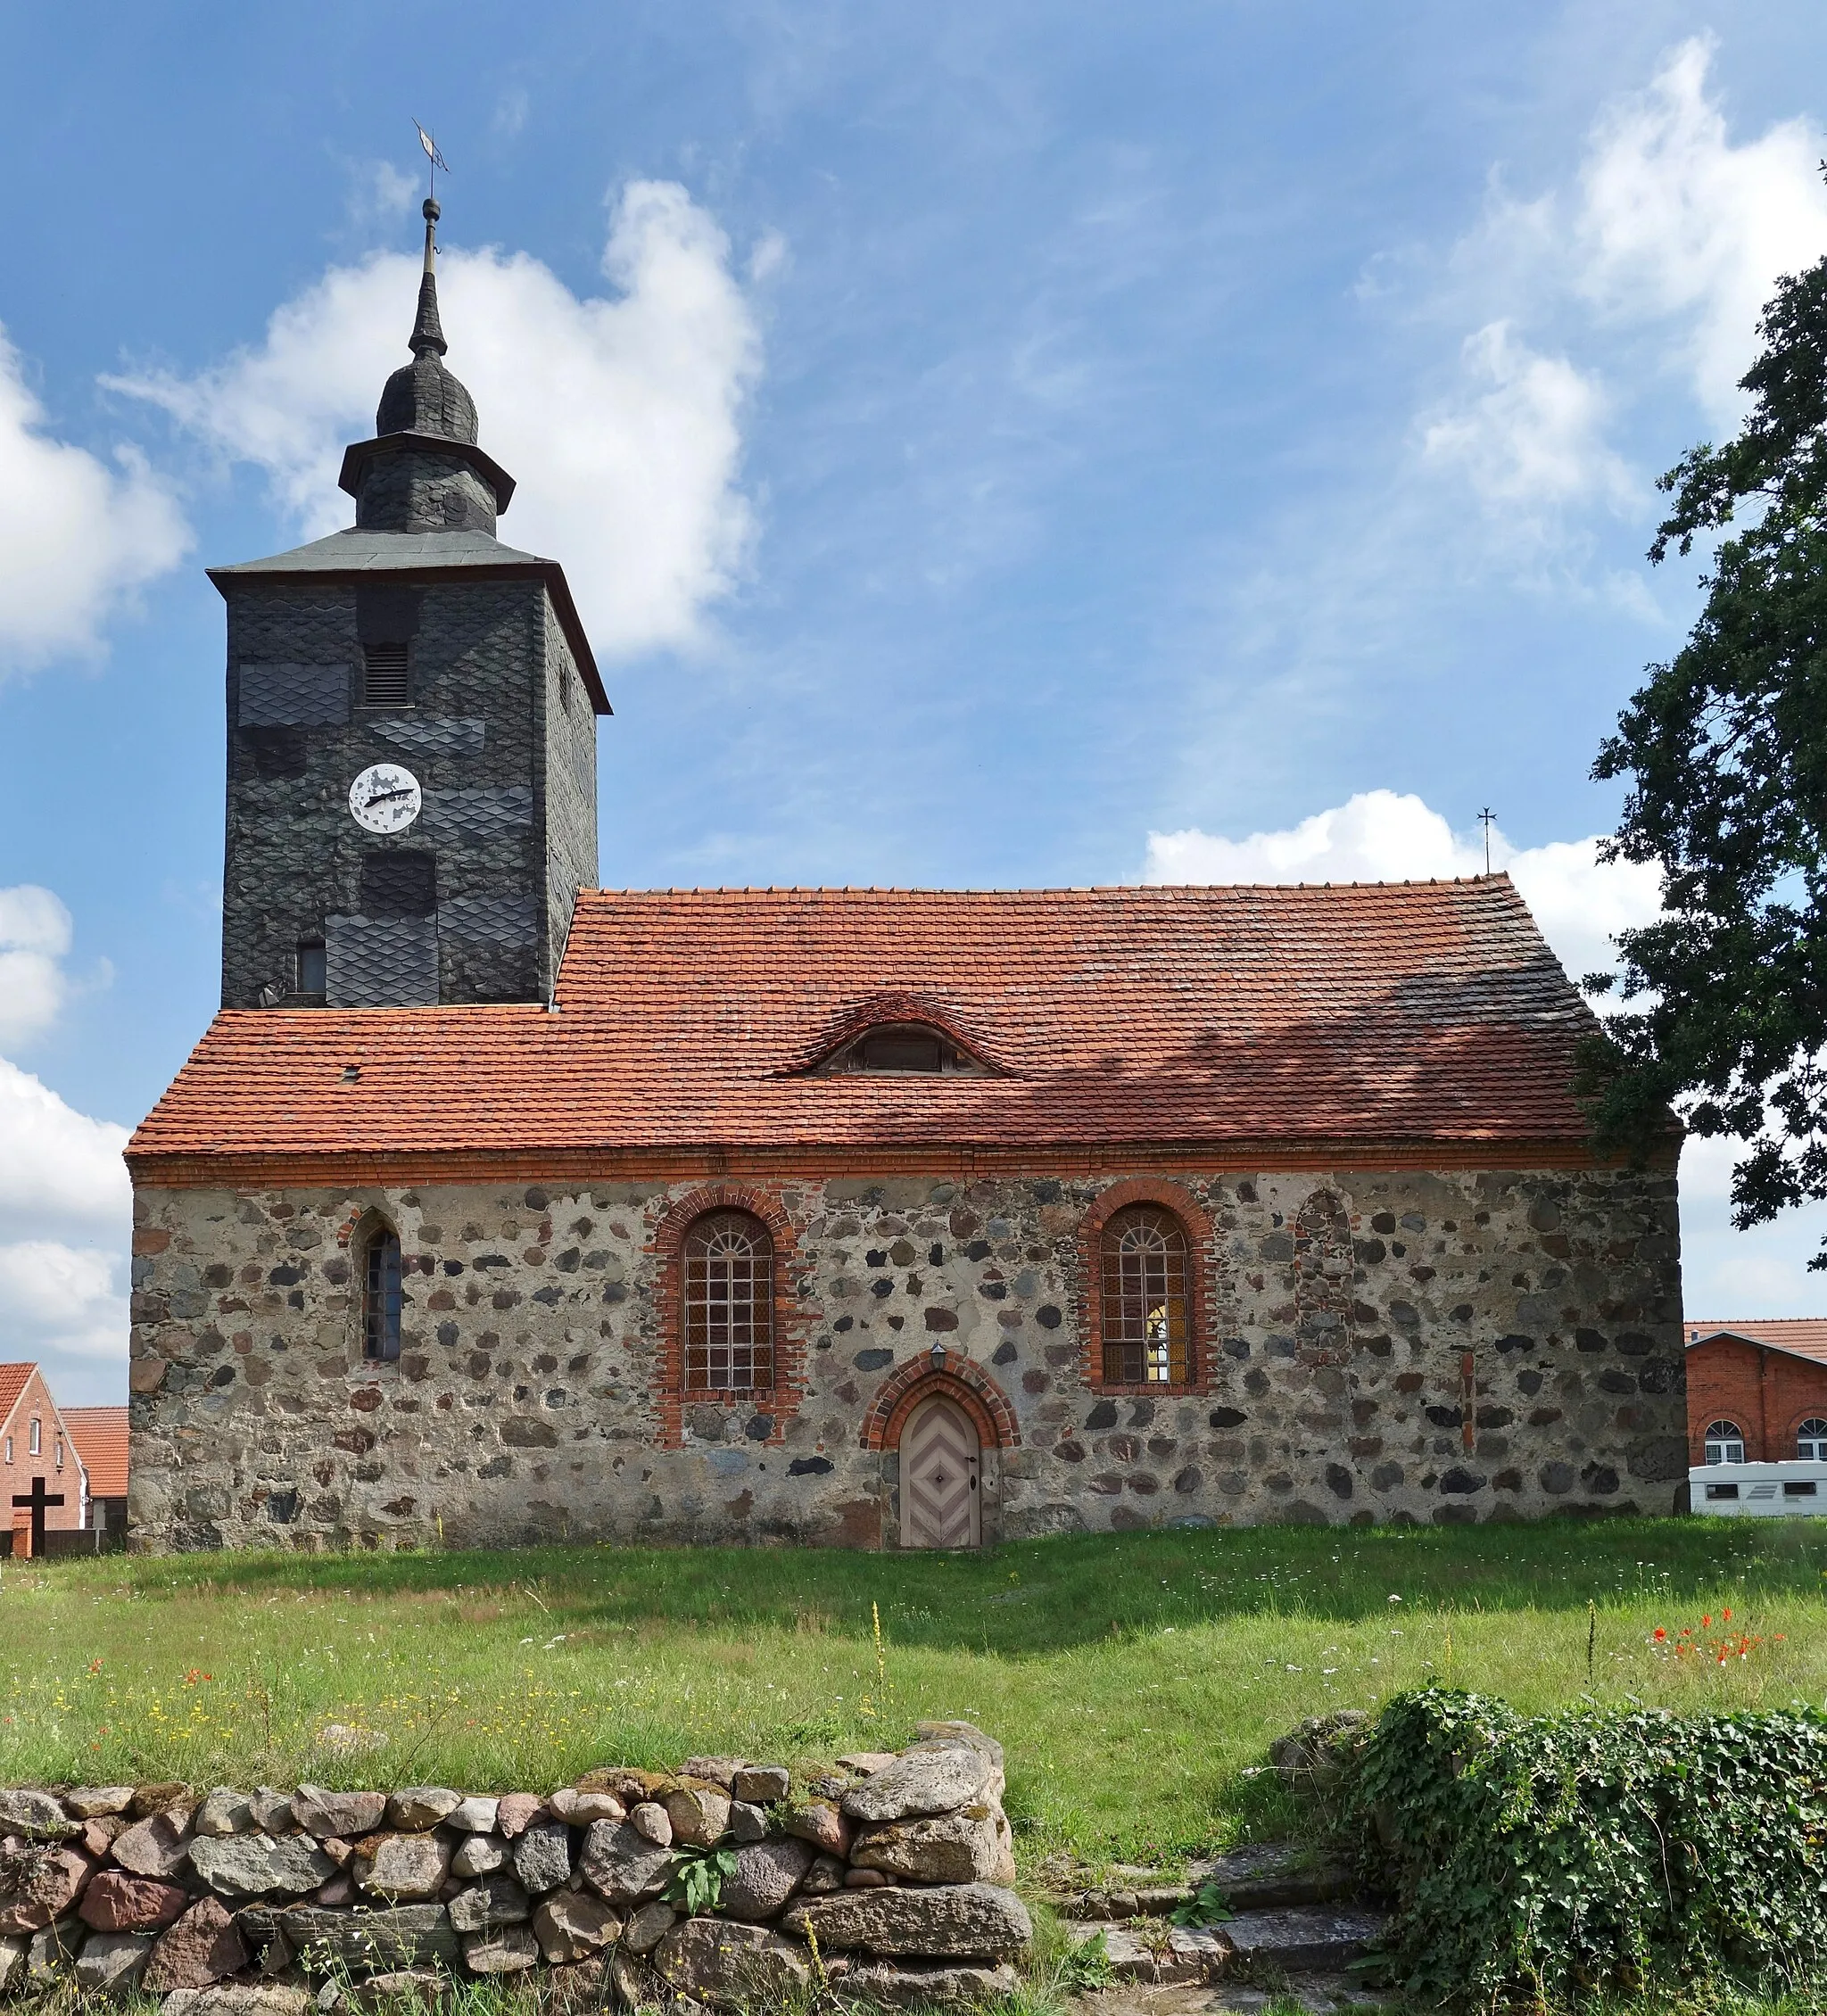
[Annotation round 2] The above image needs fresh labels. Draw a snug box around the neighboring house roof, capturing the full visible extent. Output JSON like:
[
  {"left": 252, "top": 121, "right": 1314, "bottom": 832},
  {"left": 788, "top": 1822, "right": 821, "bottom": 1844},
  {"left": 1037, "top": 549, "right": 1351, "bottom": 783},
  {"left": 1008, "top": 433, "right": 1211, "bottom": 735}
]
[
  {"left": 62, "top": 1408, "right": 128, "bottom": 1499},
  {"left": 129, "top": 876, "right": 1622, "bottom": 1176},
  {"left": 0, "top": 1364, "right": 33, "bottom": 1426},
  {"left": 1686, "top": 1319, "right": 1827, "bottom": 1367}
]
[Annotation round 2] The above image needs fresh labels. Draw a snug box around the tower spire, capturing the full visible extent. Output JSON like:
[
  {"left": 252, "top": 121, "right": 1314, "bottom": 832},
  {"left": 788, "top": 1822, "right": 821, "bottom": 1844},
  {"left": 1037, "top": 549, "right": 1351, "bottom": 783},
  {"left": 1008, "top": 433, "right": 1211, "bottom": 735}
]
[{"left": 409, "top": 198, "right": 448, "bottom": 359}]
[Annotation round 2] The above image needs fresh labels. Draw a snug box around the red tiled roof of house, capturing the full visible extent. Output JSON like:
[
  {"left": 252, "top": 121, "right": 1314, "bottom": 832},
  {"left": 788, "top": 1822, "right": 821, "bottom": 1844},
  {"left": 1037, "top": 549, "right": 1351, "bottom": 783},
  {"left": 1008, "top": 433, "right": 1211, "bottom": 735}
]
[
  {"left": 1687, "top": 1319, "right": 1827, "bottom": 1364},
  {"left": 62, "top": 1408, "right": 128, "bottom": 1499},
  {"left": 128, "top": 876, "right": 1615, "bottom": 1172},
  {"left": 0, "top": 1364, "right": 33, "bottom": 1425}
]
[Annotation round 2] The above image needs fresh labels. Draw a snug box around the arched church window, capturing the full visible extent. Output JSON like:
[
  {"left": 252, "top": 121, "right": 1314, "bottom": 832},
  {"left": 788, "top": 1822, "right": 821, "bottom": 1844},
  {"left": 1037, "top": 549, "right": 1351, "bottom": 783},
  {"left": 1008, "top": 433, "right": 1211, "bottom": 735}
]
[
  {"left": 683, "top": 1211, "right": 773, "bottom": 1392},
  {"left": 362, "top": 1219, "right": 403, "bottom": 1363},
  {"left": 1798, "top": 1418, "right": 1827, "bottom": 1461},
  {"left": 1099, "top": 1204, "right": 1190, "bottom": 1384},
  {"left": 1703, "top": 1419, "right": 1745, "bottom": 1465}
]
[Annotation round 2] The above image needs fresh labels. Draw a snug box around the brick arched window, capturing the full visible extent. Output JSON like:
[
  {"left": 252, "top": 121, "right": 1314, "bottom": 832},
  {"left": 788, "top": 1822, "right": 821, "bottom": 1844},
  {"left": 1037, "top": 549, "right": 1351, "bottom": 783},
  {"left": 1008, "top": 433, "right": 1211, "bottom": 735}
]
[
  {"left": 683, "top": 1211, "right": 774, "bottom": 1392},
  {"left": 1100, "top": 1204, "right": 1190, "bottom": 1384},
  {"left": 1703, "top": 1419, "right": 1745, "bottom": 1465},
  {"left": 1798, "top": 1418, "right": 1827, "bottom": 1461},
  {"left": 360, "top": 1216, "right": 402, "bottom": 1364}
]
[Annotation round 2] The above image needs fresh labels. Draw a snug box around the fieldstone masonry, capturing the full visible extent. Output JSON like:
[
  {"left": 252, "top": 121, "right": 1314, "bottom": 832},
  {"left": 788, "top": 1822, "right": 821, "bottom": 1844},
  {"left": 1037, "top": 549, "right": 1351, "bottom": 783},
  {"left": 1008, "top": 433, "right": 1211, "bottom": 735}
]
[
  {"left": 127, "top": 1162, "right": 1685, "bottom": 1551},
  {"left": 0, "top": 1726, "right": 1026, "bottom": 2010}
]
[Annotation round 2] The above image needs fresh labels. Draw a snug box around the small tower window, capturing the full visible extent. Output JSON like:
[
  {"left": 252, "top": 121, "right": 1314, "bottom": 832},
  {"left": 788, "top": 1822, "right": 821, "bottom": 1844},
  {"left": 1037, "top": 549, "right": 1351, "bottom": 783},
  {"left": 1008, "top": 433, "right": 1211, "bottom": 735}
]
[
  {"left": 361, "top": 642, "right": 411, "bottom": 707},
  {"left": 363, "top": 1220, "right": 403, "bottom": 1363},
  {"left": 296, "top": 938, "right": 327, "bottom": 996}
]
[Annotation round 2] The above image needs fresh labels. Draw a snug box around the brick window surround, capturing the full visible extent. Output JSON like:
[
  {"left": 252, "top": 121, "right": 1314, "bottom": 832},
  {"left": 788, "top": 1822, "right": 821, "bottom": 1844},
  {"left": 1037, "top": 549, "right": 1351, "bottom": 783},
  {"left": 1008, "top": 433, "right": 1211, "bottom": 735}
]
[
  {"left": 649, "top": 1183, "right": 807, "bottom": 1449},
  {"left": 1075, "top": 1177, "right": 1218, "bottom": 1395},
  {"left": 862, "top": 1352, "right": 1021, "bottom": 1452}
]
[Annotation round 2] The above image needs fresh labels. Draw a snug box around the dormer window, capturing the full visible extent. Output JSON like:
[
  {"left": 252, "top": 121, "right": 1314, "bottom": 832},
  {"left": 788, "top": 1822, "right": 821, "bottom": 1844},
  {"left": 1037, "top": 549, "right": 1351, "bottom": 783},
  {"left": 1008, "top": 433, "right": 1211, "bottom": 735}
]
[{"left": 824, "top": 1023, "right": 985, "bottom": 1076}]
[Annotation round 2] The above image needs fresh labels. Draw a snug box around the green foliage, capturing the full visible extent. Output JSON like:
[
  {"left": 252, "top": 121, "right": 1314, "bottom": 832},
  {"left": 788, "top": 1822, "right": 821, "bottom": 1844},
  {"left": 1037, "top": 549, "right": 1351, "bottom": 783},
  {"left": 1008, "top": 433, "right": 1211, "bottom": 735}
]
[
  {"left": 1171, "top": 1878, "right": 1236, "bottom": 1928},
  {"left": 1344, "top": 1687, "right": 1827, "bottom": 2008},
  {"left": 1054, "top": 1927, "right": 1116, "bottom": 1991},
  {"left": 1585, "top": 235, "right": 1827, "bottom": 1255},
  {"left": 664, "top": 1841, "right": 738, "bottom": 1916}
]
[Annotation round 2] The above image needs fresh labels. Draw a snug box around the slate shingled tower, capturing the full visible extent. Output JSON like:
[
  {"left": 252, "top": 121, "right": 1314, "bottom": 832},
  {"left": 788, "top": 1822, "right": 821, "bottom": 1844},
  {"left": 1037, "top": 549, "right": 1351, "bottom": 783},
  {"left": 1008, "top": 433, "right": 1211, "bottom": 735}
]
[{"left": 211, "top": 198, "right": 608, "bottom": 1011}]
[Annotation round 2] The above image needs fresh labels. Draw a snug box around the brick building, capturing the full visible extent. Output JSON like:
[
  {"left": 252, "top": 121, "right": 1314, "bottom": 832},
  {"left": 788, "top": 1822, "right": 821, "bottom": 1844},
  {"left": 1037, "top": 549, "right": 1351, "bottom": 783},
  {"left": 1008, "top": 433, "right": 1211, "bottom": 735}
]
[
  {"left": 1683, "top": 1319, "right": 1827, "bottom": 1466},
  {"left": 64, "top": 1406, "right": 129, "bottom": 1534},
  {"left": 123, "top": 203, "right": 1690, "bottom": 1553},
  {"left": 0, "top": 1364, "right": 87, "bottom": 1551}
]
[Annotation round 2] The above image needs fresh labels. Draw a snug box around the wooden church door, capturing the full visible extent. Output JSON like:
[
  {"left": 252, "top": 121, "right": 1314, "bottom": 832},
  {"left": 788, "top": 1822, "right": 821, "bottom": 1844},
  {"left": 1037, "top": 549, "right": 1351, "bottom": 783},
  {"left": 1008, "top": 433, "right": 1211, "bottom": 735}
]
[{"left": 899, "top": 1393, "right": 981, "bottom": 1549}]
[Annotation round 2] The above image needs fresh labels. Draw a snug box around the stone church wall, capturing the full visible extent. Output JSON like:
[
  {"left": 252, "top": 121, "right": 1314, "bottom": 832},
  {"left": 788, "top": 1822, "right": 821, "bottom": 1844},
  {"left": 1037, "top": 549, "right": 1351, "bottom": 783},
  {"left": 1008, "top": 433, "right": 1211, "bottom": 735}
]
[{"left": 126, "top": 1163, "right": 1686, "bottom": 1552}]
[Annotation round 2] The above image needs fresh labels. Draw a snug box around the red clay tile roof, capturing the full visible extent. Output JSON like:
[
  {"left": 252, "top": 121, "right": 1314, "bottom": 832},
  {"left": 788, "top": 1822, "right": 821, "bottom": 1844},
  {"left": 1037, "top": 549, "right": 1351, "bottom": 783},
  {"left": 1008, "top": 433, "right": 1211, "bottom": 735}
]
[
  {"left": 62, "top": 1408, "right": 128, "bottom": 1499},
  {"left": 1688, "top": 1319, "right": 1827, "bottom": 1365},
  {"left": 129, "top": 876, "right": 1609, "bottom": 1171},
  {"left": 0, "top": 1364, "right": 34, "bottom": 1426}
]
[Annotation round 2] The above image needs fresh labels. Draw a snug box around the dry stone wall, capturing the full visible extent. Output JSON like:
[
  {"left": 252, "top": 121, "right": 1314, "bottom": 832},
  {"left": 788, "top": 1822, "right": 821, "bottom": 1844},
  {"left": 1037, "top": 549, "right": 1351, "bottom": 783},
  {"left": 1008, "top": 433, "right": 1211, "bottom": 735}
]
[
  {"left": 0, "top": 1724, "right": 1024, "bottom": 2010},
  {"left": 127, "top": 1162, "right": 1686, "bottom": 1551}
]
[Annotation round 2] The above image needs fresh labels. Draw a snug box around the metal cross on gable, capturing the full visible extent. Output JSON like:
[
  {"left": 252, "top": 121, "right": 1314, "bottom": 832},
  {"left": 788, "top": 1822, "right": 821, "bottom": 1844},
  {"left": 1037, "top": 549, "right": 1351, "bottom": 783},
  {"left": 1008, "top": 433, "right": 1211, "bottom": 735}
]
[{"left": 12, "top": 1475, "right": 64, "bottom": 1561}]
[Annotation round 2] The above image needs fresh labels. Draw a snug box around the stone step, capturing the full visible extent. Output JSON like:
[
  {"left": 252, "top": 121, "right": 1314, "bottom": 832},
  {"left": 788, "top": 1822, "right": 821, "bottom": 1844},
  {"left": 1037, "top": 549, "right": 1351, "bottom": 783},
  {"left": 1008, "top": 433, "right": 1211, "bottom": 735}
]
[
  {"left": 1065, "top": 1905, "right": 1385, "bottom": 1985},
  {"left": 1188, "top": 1843, "right": 1360, "bottom": 1912}
]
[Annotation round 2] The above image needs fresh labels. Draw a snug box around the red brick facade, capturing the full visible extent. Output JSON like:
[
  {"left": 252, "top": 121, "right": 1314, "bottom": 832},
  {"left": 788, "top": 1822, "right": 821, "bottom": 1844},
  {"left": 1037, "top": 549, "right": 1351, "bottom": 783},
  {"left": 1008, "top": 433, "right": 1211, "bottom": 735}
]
[{"left": 1685, "top": 1332, "right": 1827, "bottom": 1464}]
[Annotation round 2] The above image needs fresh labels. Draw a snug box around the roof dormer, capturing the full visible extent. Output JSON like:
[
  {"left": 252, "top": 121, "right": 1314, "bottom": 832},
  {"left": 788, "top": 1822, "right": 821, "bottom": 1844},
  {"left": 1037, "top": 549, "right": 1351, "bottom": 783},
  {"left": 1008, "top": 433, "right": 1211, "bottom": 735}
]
[{"left": 793, "top": 992, "right": 1000, "bottom": 1078}]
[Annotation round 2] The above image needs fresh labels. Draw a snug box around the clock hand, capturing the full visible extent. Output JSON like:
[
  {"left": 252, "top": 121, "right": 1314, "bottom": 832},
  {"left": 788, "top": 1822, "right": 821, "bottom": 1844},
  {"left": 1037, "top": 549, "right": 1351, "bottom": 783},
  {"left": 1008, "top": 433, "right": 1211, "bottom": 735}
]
[{"left": 364, "top": 786, "right": 414, "bottom": 804}]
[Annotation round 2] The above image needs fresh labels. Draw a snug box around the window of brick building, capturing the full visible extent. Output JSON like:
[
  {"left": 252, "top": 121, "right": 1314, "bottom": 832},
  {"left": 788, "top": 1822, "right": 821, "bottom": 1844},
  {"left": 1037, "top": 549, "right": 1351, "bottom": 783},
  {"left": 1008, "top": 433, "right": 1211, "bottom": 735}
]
[
  {"left": 1100, "top": 1204, "right": 1190, "bottom": 1384},
  {"left": 363, "top": 1220, "right": 403, "bottom": 1363},
  {"left": 29, "top": 1417, "right": 39, "bottom": 1456},
  {"left": 1798, "top": 1418, "right": 1827, "bottom": 1461},
  {"left": 683, "top": 1211, "right": 773, "bottom": 1392},
  {"left": 1703, "top": 1419, "right": 1746, "bottom": 1465}
]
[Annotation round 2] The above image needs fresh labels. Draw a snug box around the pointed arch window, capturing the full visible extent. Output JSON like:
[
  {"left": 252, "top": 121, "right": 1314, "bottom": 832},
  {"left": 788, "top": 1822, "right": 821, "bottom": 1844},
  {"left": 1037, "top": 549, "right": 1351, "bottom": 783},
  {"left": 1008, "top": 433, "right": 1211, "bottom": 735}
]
[
  {"left": 1100, "top": 1205, "right": 1190, "bottom": 1384},
  {"left": 362, "top": 1219, "right": 403, "bottom": 1363},
  {"left": 683, "top": 1210, "right": 773, "bottom": 1392}
]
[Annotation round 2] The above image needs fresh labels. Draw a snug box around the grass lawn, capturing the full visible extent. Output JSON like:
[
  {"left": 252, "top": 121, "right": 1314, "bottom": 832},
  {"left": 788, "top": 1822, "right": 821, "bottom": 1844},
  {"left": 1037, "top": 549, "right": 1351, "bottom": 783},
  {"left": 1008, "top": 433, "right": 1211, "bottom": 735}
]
[{"left": 6, "top": 1517, "right": 1827, "bottom": 1871}]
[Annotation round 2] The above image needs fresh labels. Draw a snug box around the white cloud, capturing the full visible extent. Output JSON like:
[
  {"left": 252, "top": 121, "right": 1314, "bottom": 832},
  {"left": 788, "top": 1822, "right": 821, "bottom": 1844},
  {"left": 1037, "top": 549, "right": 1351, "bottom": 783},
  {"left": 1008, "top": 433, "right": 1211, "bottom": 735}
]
[
  {"left": 0, "top": 1055, "right": 131, "bottom": 1241},
  {"left": 0, "top": 885, "right": 73, "bottom": 1049},
  {"left": 111, "top": 179, "right": 763, "bottom": 657},
  {"left": 1573, "top": 37, "right": 1827, "bottom": 424},
  {"left": 1422, "top": 321, "right": 1634, "bottom": 515},
  {"left": 1143, "top": 788, "right": 1661, "bottom": 991},
  {"left": 0, "top": 329, "right": 188, "bottom": 674},
  {"left": 0, "top": 1240, "right": 126, "bottom": 1363},
  {"left": 344, "top": 159, "right": 417, "bottom": 232}
]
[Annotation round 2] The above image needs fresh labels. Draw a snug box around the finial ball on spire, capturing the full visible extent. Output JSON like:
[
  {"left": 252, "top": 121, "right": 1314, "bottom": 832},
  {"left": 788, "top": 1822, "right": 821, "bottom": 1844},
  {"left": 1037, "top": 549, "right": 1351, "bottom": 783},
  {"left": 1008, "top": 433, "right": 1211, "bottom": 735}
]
[{"left": 424, "top": 197, "right": 440, "bottom": 225}]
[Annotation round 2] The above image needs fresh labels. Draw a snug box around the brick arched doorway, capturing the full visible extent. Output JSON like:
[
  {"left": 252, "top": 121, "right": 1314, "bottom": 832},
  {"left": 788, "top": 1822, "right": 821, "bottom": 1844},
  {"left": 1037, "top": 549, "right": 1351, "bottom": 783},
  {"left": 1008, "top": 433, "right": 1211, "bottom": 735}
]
[
  {"left": 864, "top": 1355, "right": 1019, "bottom": 1550},
  {"left": 899, "top": 1392, "right": 981, "bottom": 1548}
]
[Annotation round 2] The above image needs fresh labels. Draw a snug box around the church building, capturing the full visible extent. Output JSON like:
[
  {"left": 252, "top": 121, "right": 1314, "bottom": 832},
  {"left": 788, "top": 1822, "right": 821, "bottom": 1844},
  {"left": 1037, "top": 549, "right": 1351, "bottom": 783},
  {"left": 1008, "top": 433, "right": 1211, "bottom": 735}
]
[{"left": 125, "top": 203, "right": 1690, "bottom": 1552}]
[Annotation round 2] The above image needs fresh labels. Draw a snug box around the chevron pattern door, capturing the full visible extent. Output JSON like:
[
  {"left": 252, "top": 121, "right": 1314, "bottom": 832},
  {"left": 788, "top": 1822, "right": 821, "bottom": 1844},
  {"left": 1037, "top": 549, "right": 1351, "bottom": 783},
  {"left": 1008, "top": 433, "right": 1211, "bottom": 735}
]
[{"left": 900, "top": 1394, "right": 981, "bottom": 1549}]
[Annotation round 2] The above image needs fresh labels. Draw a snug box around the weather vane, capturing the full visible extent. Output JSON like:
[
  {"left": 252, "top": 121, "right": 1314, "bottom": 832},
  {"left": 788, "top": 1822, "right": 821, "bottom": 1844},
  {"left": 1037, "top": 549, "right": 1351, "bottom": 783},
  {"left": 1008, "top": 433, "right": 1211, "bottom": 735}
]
[
  {"left": 413, "top": 120, "right": 450, "bottom": 201},
  {"left": 1477, "top": 806, "right": 1496, "bottom": 875}
]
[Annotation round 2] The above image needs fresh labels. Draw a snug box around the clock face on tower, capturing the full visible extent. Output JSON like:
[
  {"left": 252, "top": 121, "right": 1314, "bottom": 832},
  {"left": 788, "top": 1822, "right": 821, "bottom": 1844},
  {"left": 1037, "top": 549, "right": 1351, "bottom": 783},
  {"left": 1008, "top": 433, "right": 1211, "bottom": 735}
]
[{"left": 348, "top": 763, "right": 423, "bottom": 834}]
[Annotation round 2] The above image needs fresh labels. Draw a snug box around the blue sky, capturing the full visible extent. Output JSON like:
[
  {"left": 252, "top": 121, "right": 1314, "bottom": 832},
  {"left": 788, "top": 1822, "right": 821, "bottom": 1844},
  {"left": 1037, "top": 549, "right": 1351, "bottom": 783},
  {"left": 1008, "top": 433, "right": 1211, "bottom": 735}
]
[{"left": 4, "top": 2, "right": 1827, "bottom": 1402}]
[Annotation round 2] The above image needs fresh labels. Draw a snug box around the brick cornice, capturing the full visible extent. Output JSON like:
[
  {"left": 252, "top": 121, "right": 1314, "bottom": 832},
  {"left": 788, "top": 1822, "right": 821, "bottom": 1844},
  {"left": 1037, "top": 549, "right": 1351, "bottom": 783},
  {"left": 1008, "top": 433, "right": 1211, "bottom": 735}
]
[{"left": 128, "top": 1136, "right": 1672, "bottom": 1191}]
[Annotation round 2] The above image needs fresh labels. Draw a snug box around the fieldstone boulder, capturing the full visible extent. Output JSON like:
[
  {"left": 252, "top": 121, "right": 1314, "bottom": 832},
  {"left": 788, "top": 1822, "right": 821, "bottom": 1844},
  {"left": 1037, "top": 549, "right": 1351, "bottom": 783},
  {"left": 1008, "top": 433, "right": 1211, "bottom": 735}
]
[
  {"left": 75, "top": 1928, "right": 153, "bottom": 1992},
  {"left": 112, "top": 1810, "right": 194, "bottom": 1879},
  {"left": 194, "top": 1791, "right": 253, "bottom": 1838},
  {"left": 446, "top": 1798, "right": 497, "bottom": 1834},
  {"left": 679, "top": 1756, "right": 744, "bottom": 1789},
  {"left": 1268, "top": 1710, "right": 1370, "bottom": 1790},
  {"left": 352, "top": 1833, "right": 450, "bottom": 1903},
  {"left": 247, "top": 1791, "right": 295, "bottom": 1834},
  {"left": 531, "top": 1891, "right": 621, "bottom": 1962},
  {"left": 731, "top": 1766, "right": 790, "bottom": 1805},
  {"left": 495, "top": 1795, "right": 542, "bottom": 1839},
  {"left": 621, "top": 1902, "right": 676, "bottom": 1954},
  {"left": 664, "top": 1785, "right": 731, "bottom": 1848},
  {"left": 510, "top": 1820, "right": 570, "bottom": 1894},
  {"left": 159, "top": 1987, "right": 312, "bottom": 2016},
  {"left": 385, "top": 1789, "right": 461, "bottom": 1832},
  {"left": 461, "top": 1924, "right": 539, "bottom": 1974},
  {"left": 803, "top": 1854, "right": 847, "bottom": 1895},
  {"left": 450, "top": 1834, "right": 505, "bottom": 1879},
  {"left": 727, "top": 1801, "right": 767, "bottom": 1844},
  {"left": 630, "top": 1801, "right": 673, "bottom": 1847},
  {"left": 578, "top": 1820, "right": 672, "bottom": 1904},
  {"left": 446, "top": 1878, "right": 531, "bottom": 1932},
  {"left": 79, "top": 1871, "right": 189, "bottom": 1932},
  {"left": 547, "top": 1788, "right": 623, "bottom": 1825},
  {"left": 783, "top": 1881, "right": 1031, "bottom": 1958},
  {"left": 190, "top": 1834, "right": 333, "bottom": 1899},
  {"left": 851, "top": 1805, "right": 1012, "bottom": 1884},
  {"left": 292, "top": 1789, "right": 385, "bottom": 1840},
  {"left": 144, "top": 1897, "right": 247, "bottom": 1991},
  {"left": 778, "top": 1799, "right": 850, "bottom": 1855},
  {"left": 0, "top": 1790, "right": 76, "bottom": 1839},
  {"left": 0, "top": 1844, "right": 94, "bottom": 1933},
  {"left": 840, "top": 1959, "right": 1021, "bottom": 2008},
  {"left": 0, "top": 1937, "right": 23, "bottom": 1991},
  {"left": 258, "top": 1904, "right": 459, "bottom": 1977},
  {"left": 719, "top": 1837, "right": 815, "bottom": 1922},
  {"left": 651, "top": 1918, "right": 812, "bottom": 2009},
  {"left": 839, "top": 1725, "right": 1000, "bottom": 1822},
  {"left": 64, "top": 1788, "right": 135, "bottom": 1821}
]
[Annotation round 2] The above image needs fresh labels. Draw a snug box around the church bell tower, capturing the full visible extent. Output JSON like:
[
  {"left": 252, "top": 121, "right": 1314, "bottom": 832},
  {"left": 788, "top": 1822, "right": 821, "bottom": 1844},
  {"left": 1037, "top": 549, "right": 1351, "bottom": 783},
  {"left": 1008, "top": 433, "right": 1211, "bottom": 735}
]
[{"left": 211, "top": 198, "right": 608, "bottom": 1011}]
